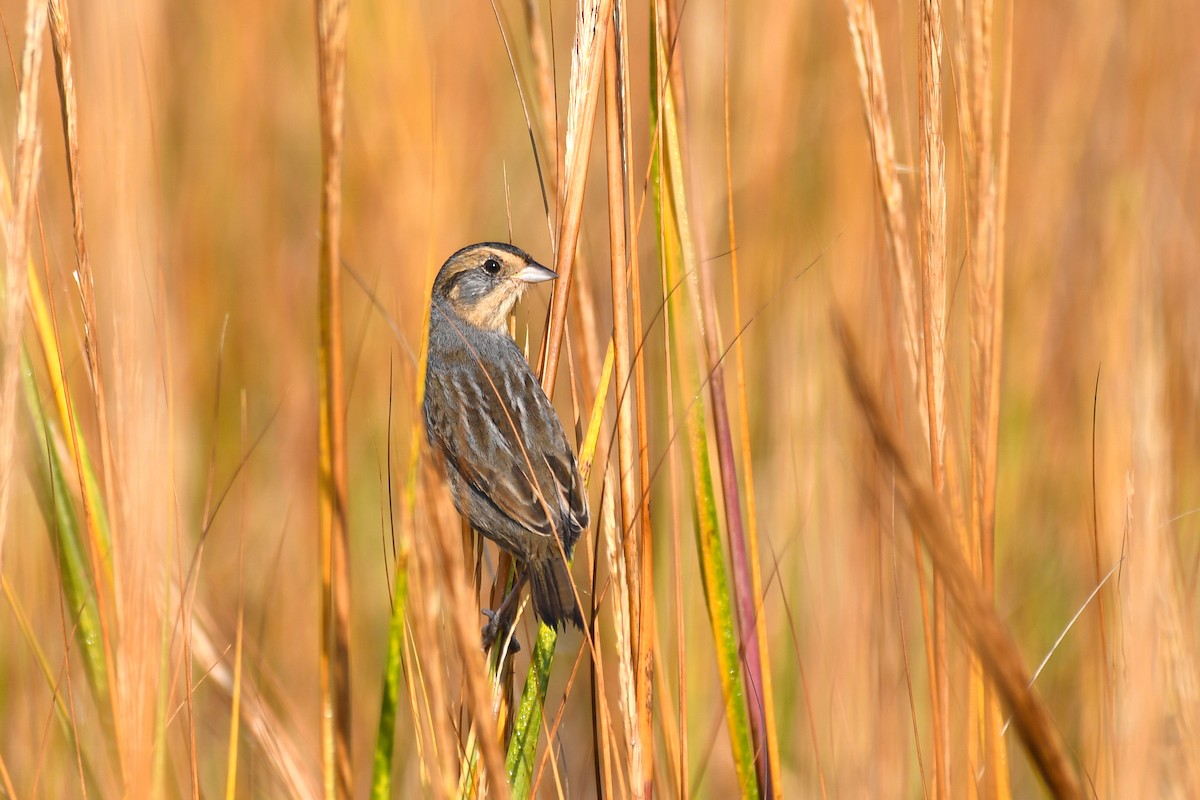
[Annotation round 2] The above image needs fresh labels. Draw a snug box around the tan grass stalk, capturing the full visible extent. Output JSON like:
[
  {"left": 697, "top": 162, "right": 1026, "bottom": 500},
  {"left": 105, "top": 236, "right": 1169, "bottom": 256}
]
[
  {"left": 0, "top": 749, "right": 13, "bottom": 799},
  {"left": 572, "top": 417, "right": 621, "bottom": 796},
  {"left": 314, "top": 0, "right": 353, "bottom": 795},
  {"left": 430, "top": 511, "right": 511, "bottom": 800},
  {"left": 604, "top": 4, "right": 662, "bottom": 796},
  {"left": 603, "top": 4, "right": 653, "bottom": 795},
  {"left": 381, "top": 252, "right": 440, "bottom": 798},
  {"left": 2, "top": 572, "right": 89, "bottom": 792},
  {"left": 594, "top": 454, "right": 636, "bottom": 790},
  {"left": 662, "top": 249, "right": 689, "bottom": 799},
  {"left": 595, "top": 465, "right": 631, "bottom": 798},
  {"left": 399, "top": 629, "right": 427, "bottom": 789},
  {"left": 224, "top": 397, "right": 250, "bottom": 800},
  {"left": 537, "top": 0, "right": 612, "bottom": 398},
  {"left": 649, "top": 630, "right": 684, "bottom": 798},
  {"left": 185, "top": 606, "right": 320, "bottom": 799},
  {"left": 988, "top": 10, "right": 1015, "bottom": 793},
  {"left": 179, "top": 323, "right": 232, "bottom": 797},
  {"left": 835, "top": 314, "right": 1083, "bottom": 799},
  {"left": 567, "top": 262, "right": 604, "bottom": 390},
  {"left": 841, "top": 5, "right": 943, "bottom": 785},
  {"left": 521, "top": 0, "right": 560, "bottom": 210},
  {"left": 1116, "top": 277, "right": 1200, "bottom": 798},
  {"left": 959, "top": 0, "right": 1012, "bottom": 794},
  {"left": 0, "top": 0, "right": 46, "bottom": 578},
  {"left": 613, "top": 8, "right": 658, "bottom": 768},
  {"left": 916, "top": 0, "right": 951, "bottom": 794},
  {"left": 45, "top": 0, "right": 122, "bottom": 614},
  {"left": 842, "top": 0, "right": 924, "bottom": 399},
  {"left": 411, "top": 465, "right": 472, "bottom": 794}
]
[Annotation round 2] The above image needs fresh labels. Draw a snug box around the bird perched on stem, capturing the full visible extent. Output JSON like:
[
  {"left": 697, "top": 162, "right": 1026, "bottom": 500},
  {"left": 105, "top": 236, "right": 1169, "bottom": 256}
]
[{"left": 423, "top": 242, "right": 588, "bottom": 651}]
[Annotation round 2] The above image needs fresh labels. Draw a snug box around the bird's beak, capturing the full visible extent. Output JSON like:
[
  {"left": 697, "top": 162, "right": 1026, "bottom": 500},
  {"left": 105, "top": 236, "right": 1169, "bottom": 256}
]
[{"left": 516, "top": 262, "right": 558, "bottom": 284}]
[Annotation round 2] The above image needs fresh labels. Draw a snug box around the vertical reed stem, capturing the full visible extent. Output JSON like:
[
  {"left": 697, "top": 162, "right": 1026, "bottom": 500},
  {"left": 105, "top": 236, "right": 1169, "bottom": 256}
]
[
  {"left": 917, "top": 0, "right": 949, "bottom": 794},
  {"left": 315, "top": 0, "right": 352, "bottom": 795}
]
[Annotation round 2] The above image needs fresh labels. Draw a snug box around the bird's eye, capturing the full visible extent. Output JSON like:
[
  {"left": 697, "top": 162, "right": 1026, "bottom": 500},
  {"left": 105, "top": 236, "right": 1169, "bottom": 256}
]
[{"left": 483, "top": 258, "right": 501, "bottom": 275}]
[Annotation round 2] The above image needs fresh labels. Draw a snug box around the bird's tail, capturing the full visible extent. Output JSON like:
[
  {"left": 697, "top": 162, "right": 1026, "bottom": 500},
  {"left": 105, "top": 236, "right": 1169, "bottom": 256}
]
[{"left": 529, "top": 552, "right": 584, "bottom": 631}]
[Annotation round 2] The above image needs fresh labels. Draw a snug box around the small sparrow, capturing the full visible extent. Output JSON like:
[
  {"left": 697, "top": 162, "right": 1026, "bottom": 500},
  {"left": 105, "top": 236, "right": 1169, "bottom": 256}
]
[{"left": 423, "top": 242, "right": 588, "bottom": 650}]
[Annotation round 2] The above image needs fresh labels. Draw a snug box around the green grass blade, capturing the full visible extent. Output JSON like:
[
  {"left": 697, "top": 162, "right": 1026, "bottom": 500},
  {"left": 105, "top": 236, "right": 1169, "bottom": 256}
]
[
  {"left": 660, "top": 226, "right": 758, "bottom": 799},
  {"left": 20, "top": 349, "right": 113, "bottom": 721},
  {"left": 371, "top": 549, "right": 409, "bottom": 800},
  {"left": 504, "top": 624, "right": 558, "bottom": 796},
  {"left": 26, "top": 270, "right": 113, "bottom": 575},
  {"left": 650, "top": 12, "right": 759, "bottom": 795}
]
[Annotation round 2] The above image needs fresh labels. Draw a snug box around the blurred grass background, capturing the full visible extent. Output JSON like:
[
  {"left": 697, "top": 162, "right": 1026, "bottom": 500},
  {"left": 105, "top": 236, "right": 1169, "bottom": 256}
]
[{"left": 0, "top": 0, "right": 1197, "bottom": 797}]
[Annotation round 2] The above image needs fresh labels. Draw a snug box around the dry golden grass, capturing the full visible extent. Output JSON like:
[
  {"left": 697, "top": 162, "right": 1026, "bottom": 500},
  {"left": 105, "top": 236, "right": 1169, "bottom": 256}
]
[{"left": 1, "top": 0, "right": 1198, "bottom": 798}]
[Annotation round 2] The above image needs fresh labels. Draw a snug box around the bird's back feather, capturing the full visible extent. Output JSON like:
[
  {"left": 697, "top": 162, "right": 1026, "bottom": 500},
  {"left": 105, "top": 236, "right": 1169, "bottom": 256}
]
[{"left": 424, "top": 300, "right": 589, "bottom": 561}]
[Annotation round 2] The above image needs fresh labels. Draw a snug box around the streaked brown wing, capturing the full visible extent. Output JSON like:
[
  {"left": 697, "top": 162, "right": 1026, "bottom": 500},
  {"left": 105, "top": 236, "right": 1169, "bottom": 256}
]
[
  {"left": 426, "top": 341, "right": 585, "bottom": 545},
  {"left": 539, "top": 433, "right": 588, "bottom": 548}
]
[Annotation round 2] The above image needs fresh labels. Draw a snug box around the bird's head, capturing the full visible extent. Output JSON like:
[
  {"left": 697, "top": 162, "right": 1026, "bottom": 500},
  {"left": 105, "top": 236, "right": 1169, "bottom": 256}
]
[{"left": 431, "top": 242, "right": 557, "bottom": 332}]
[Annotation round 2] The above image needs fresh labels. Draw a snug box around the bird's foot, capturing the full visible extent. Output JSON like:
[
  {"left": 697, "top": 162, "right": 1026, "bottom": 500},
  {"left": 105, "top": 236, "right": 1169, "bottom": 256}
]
[{"left": 481, "top": 608, "right": 521, "bottom": 654}]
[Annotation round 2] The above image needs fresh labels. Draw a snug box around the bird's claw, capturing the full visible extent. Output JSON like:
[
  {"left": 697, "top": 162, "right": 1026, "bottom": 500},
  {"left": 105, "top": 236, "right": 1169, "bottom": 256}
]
[{"left": 481, "top": 608, "right": 521, "bottom": 654}]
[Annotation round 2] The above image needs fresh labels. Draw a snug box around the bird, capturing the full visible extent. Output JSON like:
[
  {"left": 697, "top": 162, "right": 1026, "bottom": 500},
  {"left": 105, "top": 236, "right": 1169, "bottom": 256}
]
[{"left": 423, "top": 241, "right": 589, "bottom": 652}]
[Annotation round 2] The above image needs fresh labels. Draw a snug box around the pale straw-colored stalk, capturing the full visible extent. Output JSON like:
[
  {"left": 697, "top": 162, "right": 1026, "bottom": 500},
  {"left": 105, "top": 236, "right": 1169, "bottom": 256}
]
[
  {"left": 916, "top": 0, "right": 950, "bottom": 794},
  {"left": 0, "top": 0, "right": 46, "bottom": 580},
  {"left": 836, "top": 314, "right": 1082, "bottom": 799},
  {"left": 314, "top": 0, "right": 353, "bottom": 794}
]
